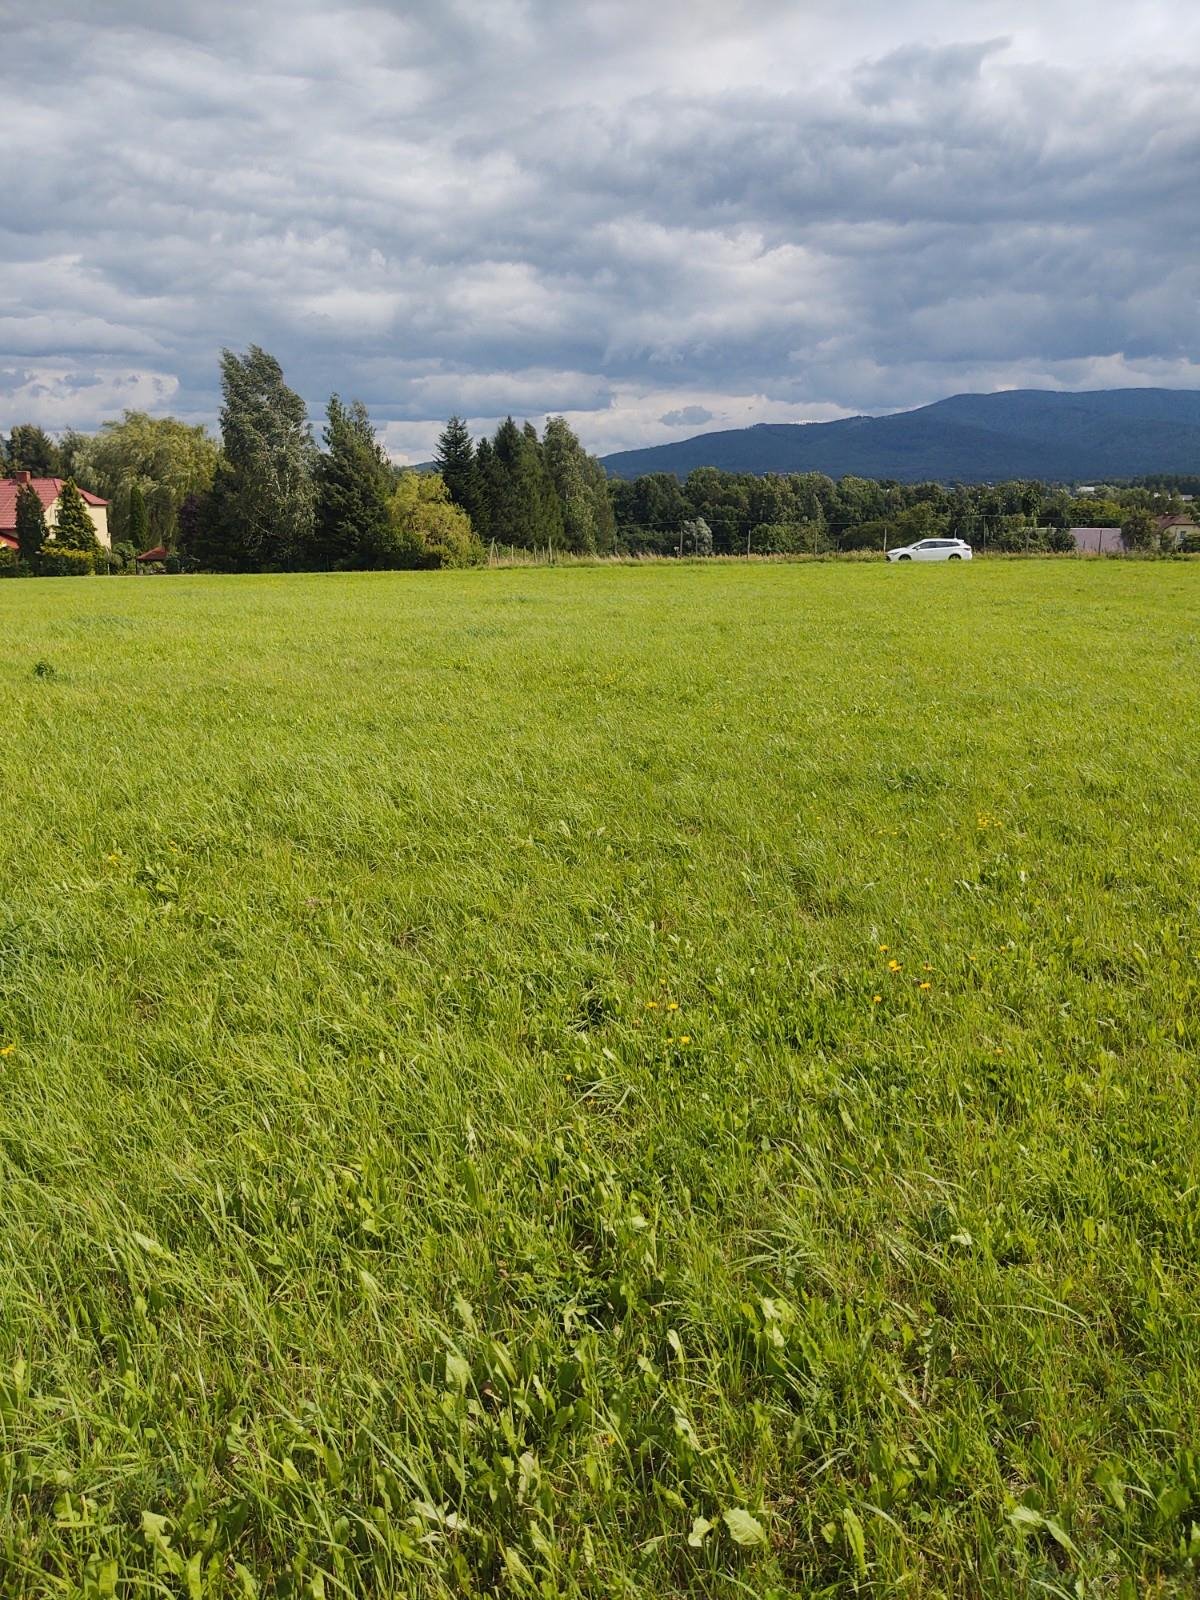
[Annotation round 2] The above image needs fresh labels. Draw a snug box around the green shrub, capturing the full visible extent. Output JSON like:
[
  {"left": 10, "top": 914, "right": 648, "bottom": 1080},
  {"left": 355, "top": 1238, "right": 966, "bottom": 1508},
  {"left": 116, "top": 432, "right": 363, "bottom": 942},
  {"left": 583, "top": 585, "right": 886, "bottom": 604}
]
[
  {"left": 1044, "top": 526, "right": 1077, "bottom": 553},
  {"left": 37, "top": 546, "right": 95, "bottom": 577},
  {"left": 0, "top": 547, "right": 20, "bottom": 578}
]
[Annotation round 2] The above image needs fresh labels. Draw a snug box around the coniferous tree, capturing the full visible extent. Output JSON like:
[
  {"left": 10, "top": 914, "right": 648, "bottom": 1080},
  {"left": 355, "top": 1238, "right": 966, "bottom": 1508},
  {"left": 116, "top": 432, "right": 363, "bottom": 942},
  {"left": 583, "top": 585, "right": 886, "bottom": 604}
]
[
  {"left": 7, "top": 423, "right": 61, "bottom": 476},
  {"left": 15, "top": 482, "right": 47, "bottom": 565},
  {"left": 53, "top": 478, "right": 101, "bottom": 552},
  {"left": 487, "top": 417, "right": 529, "bottom": 546},
  {"left": 311, "top": 395, "right": 392, "bottom": 568},
  {"left": 127, "top": 482, "right": 150, "bottom": 550},
  {"left": 485, "top": 418, "right": 564, "bottom": 549},
  {"left": 474, "top": 437, "right": 497, "bottom": 543},
  {"left": 433, "top": 415, "right": 484, "bottom": 531},
  {"left": 210, "top": 346, "right": 315, "bottom": 570}
]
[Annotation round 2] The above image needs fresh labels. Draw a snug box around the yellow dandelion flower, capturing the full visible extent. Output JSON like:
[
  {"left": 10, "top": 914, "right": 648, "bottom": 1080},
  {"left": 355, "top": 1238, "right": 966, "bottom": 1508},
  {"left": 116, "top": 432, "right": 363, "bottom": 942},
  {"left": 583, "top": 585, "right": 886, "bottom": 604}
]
[
  {"left": 679, "top": 1035, "right": 691, "bottom": 1045},
  {"left": 666, "top": 1001, "right": 679, "bottom": 1012},
  {"left": 878, "top": 944, "right": 889, "bottom": 952},
  {"left": 923, "top": 963, "right": 934, "bottom": 971},
  {"left": 918, "top": 981, "right": 932, "bottom": 991},
  {"left": 645, "top": 1000, "right": 658, "bottom": 1009},
  {"left": 888, "top": 959, "right": 902, "bottom": 972},
  {"left": 0, "top": 1043, "right": 15, "bottom": 1057},
  {"left": 872, "top": 994, "right": 882, "bottom": 1004}
]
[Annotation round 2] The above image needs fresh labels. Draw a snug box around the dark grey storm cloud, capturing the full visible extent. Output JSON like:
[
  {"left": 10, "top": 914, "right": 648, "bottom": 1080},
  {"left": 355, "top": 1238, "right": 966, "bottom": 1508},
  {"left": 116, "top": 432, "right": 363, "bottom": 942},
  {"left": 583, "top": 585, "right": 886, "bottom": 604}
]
[{"left": 2, "top": 0, "right": 1198, "bottom": 456}]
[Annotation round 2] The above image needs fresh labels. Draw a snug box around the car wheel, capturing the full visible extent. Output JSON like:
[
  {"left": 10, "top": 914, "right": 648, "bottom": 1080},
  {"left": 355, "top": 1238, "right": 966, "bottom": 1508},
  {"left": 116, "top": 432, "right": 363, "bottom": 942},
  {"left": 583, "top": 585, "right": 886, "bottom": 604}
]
[
  {"left": 948, "top": 553, "right": 962, "bottom": 560},
  {"left": 897, "top": 554, "right": 911, "bottom": 561}
]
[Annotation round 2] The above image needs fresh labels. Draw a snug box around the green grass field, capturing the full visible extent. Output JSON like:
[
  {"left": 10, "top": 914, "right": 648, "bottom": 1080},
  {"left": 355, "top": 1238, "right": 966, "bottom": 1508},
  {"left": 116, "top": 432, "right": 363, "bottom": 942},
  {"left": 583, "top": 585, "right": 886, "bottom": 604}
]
[{"left": 2, "top": 561, "right": 1199, "bottom": 1598}]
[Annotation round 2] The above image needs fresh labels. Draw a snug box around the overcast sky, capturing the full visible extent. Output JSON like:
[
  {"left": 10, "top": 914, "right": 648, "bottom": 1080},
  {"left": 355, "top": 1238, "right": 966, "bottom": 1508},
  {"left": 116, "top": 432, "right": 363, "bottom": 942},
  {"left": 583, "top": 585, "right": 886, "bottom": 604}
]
[{"left": 3, "top": 1, "right": 1198, "bottom": 460}]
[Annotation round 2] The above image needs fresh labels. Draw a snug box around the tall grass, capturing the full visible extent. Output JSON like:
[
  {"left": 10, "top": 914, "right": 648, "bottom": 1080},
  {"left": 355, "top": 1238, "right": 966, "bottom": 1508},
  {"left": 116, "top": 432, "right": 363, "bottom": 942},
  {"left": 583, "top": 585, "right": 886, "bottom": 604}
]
[{"left": 1, "top": 561, "right": 1198, "bottom": 1597}]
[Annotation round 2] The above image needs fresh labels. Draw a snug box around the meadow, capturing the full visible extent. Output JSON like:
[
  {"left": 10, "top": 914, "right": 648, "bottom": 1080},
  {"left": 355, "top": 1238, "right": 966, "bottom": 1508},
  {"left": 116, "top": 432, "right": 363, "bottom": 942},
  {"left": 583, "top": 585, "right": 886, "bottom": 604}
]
[{"left": 1, "top": 559, "right": 1198, "bottom": 1599}]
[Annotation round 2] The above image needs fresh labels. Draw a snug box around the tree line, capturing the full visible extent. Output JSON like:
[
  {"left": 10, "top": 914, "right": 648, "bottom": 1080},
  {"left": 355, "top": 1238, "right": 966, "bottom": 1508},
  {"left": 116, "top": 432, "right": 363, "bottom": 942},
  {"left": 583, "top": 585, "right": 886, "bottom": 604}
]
[
  {"left": 603, "top": 471, "right": 1194, "bottom": 555},
  {"left": 4, "top": 348, "right": 1195, "bottom": 577}
]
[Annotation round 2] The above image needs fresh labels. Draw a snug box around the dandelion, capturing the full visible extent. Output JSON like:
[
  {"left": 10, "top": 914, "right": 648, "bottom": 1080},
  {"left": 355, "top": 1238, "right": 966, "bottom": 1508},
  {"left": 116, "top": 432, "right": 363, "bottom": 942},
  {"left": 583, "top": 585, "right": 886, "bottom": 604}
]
[
  {"left": 104, "top": 852, "right": 121, "bottom": 865},
  {"left": 878, "top": 944, "right": 889, "bottom": 952},
  {"left": 918, "top": 981, "right": 932, "bottom": 991},
  {"left": 0, "top": 1043, "right": 15, "bottom": 1057},
  {"left": 888, "top": 959, "right": 902, "bottom": 972},
  {"left": 679, "top": 1035, "right": 691, "bottom": 1045},
  {"left": 666, "top": 1001, "right": 679, "bottom": 1012},
  {"left": 923, "top": 963, "right": 934, "bottom": 972},
  {"left": 872, "top": 995, "right": 882, "bottom": 1004},
  {"left": 645, "top": 1000, "right": 658, "bottom": 1009}
]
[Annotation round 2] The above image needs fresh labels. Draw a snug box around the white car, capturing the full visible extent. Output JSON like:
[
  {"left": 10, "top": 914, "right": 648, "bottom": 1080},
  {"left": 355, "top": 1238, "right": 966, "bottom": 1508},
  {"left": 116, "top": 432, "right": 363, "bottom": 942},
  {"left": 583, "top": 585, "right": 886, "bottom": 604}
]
[{"left": 887, "top": 537, "right": 973, "bottom": 562}]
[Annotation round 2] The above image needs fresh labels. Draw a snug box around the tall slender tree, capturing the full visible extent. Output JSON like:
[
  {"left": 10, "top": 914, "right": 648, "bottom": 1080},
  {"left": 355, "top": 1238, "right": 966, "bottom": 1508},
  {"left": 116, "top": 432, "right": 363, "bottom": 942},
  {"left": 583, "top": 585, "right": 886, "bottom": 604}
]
[
  {"left": 311, "top": 395, "right": 393, "bottom": 568},
  {"left": 522, "top": 422, "right": 564, "bottom": 550},
  {"left": 209, "top": 346, "right": 315, "bottom": 570},
  {"left": 15, "top": 483, "right": 47, "bottom": 565},
  {"left": 542, "top": 416, "right": 614, "bottom": 552},
  {"left": 127, "top": 482, "right": 150, "bottom": 551},
  {"left": 434, "top": 415, "right": 484, "bottom": 532}
]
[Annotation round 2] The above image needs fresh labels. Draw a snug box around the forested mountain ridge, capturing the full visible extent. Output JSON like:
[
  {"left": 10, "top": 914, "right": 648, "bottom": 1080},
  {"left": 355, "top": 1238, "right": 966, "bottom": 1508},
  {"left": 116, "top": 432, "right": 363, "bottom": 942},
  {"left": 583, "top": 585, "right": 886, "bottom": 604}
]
[{"left": 601, "top": 389, "right": 1200, "bottom": 482}]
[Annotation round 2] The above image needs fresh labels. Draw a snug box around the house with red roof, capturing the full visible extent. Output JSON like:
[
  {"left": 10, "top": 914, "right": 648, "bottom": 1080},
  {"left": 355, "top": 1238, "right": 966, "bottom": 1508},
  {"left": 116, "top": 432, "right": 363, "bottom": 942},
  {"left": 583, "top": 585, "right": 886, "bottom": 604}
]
[{"left": 0, "top": 471, "right": 110, "bottom": 551}]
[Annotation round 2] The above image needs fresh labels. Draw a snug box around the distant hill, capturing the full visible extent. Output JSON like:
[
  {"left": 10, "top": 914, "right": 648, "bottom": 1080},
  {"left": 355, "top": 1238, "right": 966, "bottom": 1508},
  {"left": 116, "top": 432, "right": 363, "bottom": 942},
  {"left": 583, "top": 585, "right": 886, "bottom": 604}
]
[{"left": 600, "top": 389, "right": 1200, "bottom": 483}]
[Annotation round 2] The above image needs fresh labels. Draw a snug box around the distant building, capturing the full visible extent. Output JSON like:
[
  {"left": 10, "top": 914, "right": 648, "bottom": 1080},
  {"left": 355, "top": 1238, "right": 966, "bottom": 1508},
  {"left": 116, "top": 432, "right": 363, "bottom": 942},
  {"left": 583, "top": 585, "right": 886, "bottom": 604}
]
[
  {"left": 1155, "top": 515, "right": 1200, "bottom": 548},
  {"left": 1070, "top": 526, "right": 1123, "bottom": 554},
  {"left": 0, "top": 471, "right": 110, "bottom": 550}
]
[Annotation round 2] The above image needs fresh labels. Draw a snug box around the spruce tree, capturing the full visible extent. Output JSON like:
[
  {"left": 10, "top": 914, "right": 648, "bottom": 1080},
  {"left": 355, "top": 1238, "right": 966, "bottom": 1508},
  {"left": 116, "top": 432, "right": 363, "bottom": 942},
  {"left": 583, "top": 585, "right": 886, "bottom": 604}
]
[
  {"left": 53, "top": 478, "right": 101, "bottom": 552},
  {"left": 15, "top": 482, "right": 47, "bottom": 565},
  {"left": 474, "top": 437, "right": 497, "bottom": 544},
  {"left": 7, "top": 423, "right": 61, "bottom": 476},
  {"left": 127, "top": 482, "right": 150, "bottom": 550},
  {"left": 311, "top": 395, "right": 393, "bottom": 568},
  {"left": 433, "top": 415, "right": 484, "bottom": 531},
  {"left": 488, "top": 417, "right": 529, "bottom": 546}
]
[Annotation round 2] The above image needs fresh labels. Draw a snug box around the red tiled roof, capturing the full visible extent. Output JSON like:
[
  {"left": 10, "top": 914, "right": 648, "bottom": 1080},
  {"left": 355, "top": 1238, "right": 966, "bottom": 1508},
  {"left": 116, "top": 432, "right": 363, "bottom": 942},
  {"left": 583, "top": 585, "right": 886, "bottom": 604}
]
[
  {"left": 0, "top": 476, "right": 109, "bottom": 532},
  {"left": 137, "top": 545, "right": 169, "bottom": 561}
]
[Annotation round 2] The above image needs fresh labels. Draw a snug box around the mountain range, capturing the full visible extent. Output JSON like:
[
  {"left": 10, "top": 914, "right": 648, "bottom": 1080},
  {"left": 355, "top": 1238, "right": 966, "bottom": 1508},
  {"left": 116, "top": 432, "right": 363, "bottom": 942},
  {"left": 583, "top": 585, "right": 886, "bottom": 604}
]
[{"left": 599, "top": 389, "right": 1200, "bottom": 483}]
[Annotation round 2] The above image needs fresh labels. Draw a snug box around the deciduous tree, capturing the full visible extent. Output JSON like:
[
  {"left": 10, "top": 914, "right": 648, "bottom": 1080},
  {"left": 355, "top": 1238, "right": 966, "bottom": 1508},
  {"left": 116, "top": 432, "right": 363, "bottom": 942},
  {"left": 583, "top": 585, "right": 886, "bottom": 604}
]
[
  {"left": 210, "top": 346, "right": 315, "bottom": 570},
  {"left": 84, "top": 411, "right": 220, "bottom": 548}
]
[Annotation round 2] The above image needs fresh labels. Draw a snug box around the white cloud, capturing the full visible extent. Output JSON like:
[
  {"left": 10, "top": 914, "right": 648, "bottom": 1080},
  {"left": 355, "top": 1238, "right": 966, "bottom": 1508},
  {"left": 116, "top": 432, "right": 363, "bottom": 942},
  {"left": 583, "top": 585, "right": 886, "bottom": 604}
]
[{"left": 1, "top": 1, "right": 1197, "bottom": 452}]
